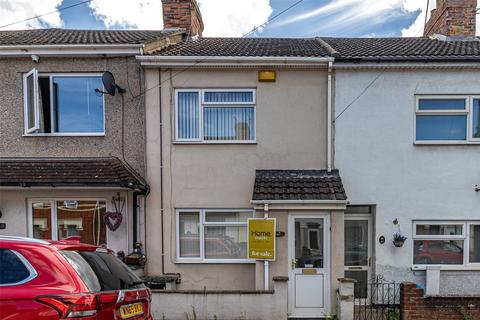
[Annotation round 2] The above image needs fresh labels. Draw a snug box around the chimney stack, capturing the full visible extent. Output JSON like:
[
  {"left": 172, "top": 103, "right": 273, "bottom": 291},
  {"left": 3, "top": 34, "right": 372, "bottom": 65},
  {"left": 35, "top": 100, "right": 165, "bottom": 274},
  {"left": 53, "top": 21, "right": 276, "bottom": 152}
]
[
  {"left": 162, "top": 0, "right": 204, "bottom": 37},
  {"left": 424, "top": 0, "right": 477, "bottom": 37}
]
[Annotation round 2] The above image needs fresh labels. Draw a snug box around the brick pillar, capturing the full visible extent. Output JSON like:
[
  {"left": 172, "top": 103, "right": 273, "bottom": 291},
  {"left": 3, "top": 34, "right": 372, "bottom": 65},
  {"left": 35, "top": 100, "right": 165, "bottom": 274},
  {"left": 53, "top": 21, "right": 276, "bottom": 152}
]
[
  {"left": 424, "top": 0, "right": 477, "bottom": 37},
  {"left": 400, "top": 282, "right": 424, "bottom": 320}
]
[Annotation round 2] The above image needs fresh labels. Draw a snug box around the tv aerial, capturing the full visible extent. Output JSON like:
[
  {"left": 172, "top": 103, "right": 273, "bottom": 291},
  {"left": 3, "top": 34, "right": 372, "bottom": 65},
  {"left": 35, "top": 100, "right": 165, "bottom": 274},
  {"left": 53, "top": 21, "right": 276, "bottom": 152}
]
[{"left": 95, "top": 71, "right": 126, "bottom": 96}]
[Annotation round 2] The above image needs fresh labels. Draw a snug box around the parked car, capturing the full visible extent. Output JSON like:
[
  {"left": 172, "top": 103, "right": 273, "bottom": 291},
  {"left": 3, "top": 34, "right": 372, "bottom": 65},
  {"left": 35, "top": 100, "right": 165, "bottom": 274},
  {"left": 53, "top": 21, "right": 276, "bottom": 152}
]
[
  {"left": 414, "top": 240, "right": 464, "bottom": 265},
  {"left": 0, "top": 236, "right": 152, "bottom": 320}
]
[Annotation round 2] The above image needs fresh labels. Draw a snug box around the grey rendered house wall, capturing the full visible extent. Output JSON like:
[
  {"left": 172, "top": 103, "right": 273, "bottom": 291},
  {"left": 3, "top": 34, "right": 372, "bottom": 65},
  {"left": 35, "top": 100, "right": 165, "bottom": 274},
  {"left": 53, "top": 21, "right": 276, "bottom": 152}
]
[{"left": 0, "top": 56, "right": 146, "bottom": 175}]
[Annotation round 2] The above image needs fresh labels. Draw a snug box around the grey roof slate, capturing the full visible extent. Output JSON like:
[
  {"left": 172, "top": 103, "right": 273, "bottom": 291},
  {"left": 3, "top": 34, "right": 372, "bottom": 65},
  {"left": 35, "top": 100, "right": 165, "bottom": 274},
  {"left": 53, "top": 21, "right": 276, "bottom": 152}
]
[
  {"left": 149, "top": 37, "right": 331, "bottom": 57},
  {"left": 253, "top": 169, "right": 346, "bottom": 201},
  {"left": 321, "top": 37, "right": 480, "bottom": 62},
  {"left": 0, "top": 28, "right": 182, "bottom": 46},
  {"left": 150, "top": 36, "right": 480, "bottom": 62},
  {"left": 0, "top": 157, "right": 149, "bottom": 193}
]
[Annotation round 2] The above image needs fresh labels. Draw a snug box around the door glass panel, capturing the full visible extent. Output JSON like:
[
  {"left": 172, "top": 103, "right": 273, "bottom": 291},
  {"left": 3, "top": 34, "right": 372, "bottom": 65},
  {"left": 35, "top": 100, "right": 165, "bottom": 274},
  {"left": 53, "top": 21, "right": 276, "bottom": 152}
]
[
  {"left": 32, "top": 202, "right": 52, "bottom": 240},
  {"left": 469, "top": 225, "right": 480, "bottom": 263},
  {"left": 295, "top": 218, "right": 324, "bottom": 268},
  {"left": 56, "top": 200, "right": 106, "bottom": 246},
  {"left": 345, "top": 220, "right": 369, "bottom": 266}
]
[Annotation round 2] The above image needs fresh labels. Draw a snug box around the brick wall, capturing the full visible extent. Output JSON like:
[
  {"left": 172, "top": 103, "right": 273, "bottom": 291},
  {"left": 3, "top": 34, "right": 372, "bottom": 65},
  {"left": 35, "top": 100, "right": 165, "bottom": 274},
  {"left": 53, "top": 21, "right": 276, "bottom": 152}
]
[
  {"left": 162, "top": 0, "right": 204, "bottom": 37},
  {"left": 424, "top": 0, "right": 477, "bottom": 37},
  {"left": 400, "top": 282, "right": 480, "bottom": 320}
]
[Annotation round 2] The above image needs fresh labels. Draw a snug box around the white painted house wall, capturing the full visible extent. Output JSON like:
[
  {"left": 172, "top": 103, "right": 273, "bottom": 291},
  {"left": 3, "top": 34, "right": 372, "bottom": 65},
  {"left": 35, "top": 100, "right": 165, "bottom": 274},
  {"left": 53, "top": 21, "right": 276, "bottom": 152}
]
[{"left": 334, "top": 68, "right": 480, "bottom": 293}]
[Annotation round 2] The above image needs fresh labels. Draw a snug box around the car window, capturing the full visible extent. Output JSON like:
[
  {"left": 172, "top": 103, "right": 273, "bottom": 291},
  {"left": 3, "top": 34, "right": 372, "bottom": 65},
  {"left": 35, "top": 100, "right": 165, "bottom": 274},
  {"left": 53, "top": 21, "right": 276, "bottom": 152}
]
[
  {"left": 0, "top": 249, "right": 32, "bottom": 285},
  {"left": 78, "top": 251, "right": 144, "bottom": 291},
  {"left": 60, "top": 250, "right": 101, "bottom": 292}
]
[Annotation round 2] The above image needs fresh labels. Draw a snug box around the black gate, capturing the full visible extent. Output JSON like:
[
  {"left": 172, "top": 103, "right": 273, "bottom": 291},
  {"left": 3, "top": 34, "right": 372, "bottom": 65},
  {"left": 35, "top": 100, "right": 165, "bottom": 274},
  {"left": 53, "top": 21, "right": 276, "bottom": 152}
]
[{"left": 353, "top": 275, "right": 400, "bottom": 320}]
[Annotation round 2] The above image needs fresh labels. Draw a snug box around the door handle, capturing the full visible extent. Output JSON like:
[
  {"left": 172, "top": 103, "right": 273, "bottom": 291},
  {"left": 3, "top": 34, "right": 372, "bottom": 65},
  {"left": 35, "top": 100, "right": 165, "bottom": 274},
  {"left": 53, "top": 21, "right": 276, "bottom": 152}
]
[
  {"left": 291, "top": 259, "right": 297, "bottom": 269},
  {"left": 368, "top": 257, "right": 372, "bottom": 267}
]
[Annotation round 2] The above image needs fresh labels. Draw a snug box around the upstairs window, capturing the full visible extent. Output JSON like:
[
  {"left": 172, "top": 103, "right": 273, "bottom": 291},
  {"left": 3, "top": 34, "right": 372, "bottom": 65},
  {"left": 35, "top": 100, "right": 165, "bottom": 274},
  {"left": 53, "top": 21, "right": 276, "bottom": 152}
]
[
  {"left": 175, "top": 89, "right": 256, "bottom": 143},
  {"left": 415, "top": 96, "right": 479, "bottom": 143},
  {"left": 23, "top": 69, "right": 104, "bottom": 135}
]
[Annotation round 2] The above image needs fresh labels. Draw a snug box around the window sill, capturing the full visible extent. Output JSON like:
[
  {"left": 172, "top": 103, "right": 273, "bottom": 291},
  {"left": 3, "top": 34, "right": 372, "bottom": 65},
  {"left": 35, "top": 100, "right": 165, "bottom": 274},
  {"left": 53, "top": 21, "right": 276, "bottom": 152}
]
[
  {"left": 23, "top": 133, "right": 105, "bottom": 137},
  {"left": 412, "top": 265, "right": 480, "bottom": 271},
  {"left": 175, "top": 259, "right": 256, "bottom": 264},
  {"left": 173, "top": 141, "right": 257, "bottom": 145},
  {"left": 414, "top": 141, "right": 480, "bottom": 145}
]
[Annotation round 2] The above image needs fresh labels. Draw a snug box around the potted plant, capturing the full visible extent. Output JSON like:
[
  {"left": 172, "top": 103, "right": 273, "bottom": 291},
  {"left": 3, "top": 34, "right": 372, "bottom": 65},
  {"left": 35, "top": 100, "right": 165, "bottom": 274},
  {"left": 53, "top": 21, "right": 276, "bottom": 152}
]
[{"left": 393, "top": 233, "right": 407, "bottom": 247}]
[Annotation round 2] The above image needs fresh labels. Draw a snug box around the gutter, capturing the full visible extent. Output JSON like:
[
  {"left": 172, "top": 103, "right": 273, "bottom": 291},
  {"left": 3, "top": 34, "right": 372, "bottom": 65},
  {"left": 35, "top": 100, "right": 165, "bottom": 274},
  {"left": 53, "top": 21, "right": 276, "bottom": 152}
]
[
  {"left": 251, "top": 200, "right": 349, "bottom": 205},
  {"left": 136, "top": 55, "right": 334, "bottom": 67},
  {"left": 0, "top": 44, "right": 144, "bottom": 57},
  {"left": 333, "top": 62, "right": 480, "bottom": 70}
]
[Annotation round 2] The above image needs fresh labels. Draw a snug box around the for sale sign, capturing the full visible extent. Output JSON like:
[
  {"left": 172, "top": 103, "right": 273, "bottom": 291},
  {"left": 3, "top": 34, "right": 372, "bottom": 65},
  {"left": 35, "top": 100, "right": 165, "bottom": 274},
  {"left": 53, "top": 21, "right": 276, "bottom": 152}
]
[{"left": 248, "top": 218, "right": 276, "bottom": 261}]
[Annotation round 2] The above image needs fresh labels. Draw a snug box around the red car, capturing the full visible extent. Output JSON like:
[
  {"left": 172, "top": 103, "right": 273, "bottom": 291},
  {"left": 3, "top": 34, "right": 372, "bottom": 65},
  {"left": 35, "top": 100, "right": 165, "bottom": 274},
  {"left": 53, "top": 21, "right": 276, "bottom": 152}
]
[
  {"left": 414, "top": 240, "right": 464, "bottom": 265},
  {"left": 0, "top": 236, "right": 152, "bottom": 320}
]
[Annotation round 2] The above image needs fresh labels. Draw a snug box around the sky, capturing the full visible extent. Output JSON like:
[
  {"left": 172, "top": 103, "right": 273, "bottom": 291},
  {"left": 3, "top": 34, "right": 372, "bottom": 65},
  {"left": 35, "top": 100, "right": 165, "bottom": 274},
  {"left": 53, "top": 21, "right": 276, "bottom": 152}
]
[{"left": 0, "top": 0, "right": 479, "bottom": 38}]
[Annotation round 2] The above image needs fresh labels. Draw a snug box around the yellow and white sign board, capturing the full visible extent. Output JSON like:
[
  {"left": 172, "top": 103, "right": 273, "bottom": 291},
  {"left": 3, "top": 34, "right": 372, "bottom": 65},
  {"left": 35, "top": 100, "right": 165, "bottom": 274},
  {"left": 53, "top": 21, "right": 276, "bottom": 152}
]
[{"left": 248, "top": 218, "right": 276, "bottom": 261}]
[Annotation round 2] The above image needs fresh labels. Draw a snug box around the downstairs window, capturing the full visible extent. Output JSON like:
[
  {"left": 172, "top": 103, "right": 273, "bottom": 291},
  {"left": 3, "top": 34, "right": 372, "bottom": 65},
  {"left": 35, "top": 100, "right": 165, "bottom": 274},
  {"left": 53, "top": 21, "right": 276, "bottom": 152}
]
[
  {"left": 413, "top": 221, "right": 480, "bottom": 268},
  {"left": 176, "top": 209, "right": 254, "bottom": 262}
]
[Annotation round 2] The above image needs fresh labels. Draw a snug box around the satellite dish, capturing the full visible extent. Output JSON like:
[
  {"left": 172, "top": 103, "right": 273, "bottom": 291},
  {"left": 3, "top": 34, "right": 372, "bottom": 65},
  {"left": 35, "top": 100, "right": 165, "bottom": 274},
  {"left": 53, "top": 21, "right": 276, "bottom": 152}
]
[{"left": 95, "top": 71, "right": 125, "bottom": 96}]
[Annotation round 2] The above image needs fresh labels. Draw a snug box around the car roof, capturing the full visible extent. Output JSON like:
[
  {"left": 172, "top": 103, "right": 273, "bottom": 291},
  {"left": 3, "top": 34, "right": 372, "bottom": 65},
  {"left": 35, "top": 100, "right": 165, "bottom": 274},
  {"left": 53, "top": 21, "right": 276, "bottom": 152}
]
[{"left": 0, "top": 236, "right": 107, "bottom": 252}]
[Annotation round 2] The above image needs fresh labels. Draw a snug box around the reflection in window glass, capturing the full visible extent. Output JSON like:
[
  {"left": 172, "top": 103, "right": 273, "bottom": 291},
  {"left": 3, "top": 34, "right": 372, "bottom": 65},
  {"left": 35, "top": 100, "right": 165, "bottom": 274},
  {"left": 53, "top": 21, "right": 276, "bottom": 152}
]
[
  {"left": 295, "top": 218, "right": 324, "bottom": 268},
  {"left": 345, "top": 220, "right": 369, "bottom": 266},
  {"left": 416, "top": 224, "right": 463, "bottom": 236},
  {"left": 179, "top": 212, "right": 200, "bottom": 258},
  {"left": 418, "top": 99, "right": 466, "bottom": 110},
  {"left": 470, "top": 225, "right": 480, "bottom": 263},
  {"left": 416, "top": 115, "right": 467, "bottom": 141},
  {"left": 414, "top": 240, "right": 464, "bottom": 265},
  {"left": 32, "top": 202, "right": 52, "bottom": 240},
  {"left": 53, "top": 77, "right": 104, "bottom": 133},
  {"left": 205, "top": 211, "right": 252, "bottom": 223},
  {"left": 204, "top": 226, "right": 247, "bottom": 259},
  {"left": 473, "top": 99, "right": 480, "bottom": 139},
  {"left": 56, "top": 200, "right": 106, "bottom": 245}
]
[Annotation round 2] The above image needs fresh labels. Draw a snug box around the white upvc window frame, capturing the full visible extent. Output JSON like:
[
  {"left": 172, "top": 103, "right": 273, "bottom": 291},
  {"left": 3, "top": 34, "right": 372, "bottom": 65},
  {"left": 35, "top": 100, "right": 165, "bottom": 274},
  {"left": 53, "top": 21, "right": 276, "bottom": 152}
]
[
  {"left": 22, "top": 71, "right": 105, "bottom": 136},
  {"left": 174, "top": 88, "right": 256, "bottom": 144},
  {"left": 412, "top": 220, "right": 480, "bottom": 270},
  {"left": 23, "top": 68, "right": 40, "bottom": 134},
  {"left": 175, "top": 208, "right": 255, "bottom": 263},
  {"left": 470, "top": 96, "right": 480, "bottom": 142},
  {"left": 27, "top": 198, "right": 107, "bottom": 242},
  {"left": 414, "top": 95, "right": 480, "bottom": 145}
]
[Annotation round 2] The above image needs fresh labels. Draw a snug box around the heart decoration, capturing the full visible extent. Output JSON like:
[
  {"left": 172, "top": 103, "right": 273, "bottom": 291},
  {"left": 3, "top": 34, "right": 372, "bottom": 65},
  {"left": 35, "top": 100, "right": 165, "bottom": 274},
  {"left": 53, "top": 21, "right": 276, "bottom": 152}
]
[{"left": 104, "top": 211, "right": 123, "bottom": 231}]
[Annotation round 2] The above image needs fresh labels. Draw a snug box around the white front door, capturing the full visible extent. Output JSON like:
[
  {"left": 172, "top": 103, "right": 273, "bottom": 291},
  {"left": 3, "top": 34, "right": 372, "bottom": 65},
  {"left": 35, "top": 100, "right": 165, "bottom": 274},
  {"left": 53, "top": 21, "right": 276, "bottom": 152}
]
[{"left": 288, "top": 214, "right": 330, "bottom": 318}]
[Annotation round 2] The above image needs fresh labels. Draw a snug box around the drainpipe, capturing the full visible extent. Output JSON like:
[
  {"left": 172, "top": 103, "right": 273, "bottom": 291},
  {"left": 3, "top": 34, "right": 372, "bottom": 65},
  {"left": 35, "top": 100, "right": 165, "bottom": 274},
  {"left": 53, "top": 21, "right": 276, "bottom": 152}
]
[
  {"left": 264, "top": 203, "right": 269, "bottom": 291},
  {"left": 159, "top": 69, "right": 165, "bottom": 275},
  {"left": 327, "top": 61, "right": 333, "bottom": 172}
]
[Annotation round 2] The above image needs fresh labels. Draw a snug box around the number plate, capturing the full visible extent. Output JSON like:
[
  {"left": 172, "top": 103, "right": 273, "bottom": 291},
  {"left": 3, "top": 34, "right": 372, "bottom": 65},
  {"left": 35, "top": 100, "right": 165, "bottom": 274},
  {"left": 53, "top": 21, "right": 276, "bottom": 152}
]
[{"left": 119, "top": 302, "right": 144, "bottom": 319}]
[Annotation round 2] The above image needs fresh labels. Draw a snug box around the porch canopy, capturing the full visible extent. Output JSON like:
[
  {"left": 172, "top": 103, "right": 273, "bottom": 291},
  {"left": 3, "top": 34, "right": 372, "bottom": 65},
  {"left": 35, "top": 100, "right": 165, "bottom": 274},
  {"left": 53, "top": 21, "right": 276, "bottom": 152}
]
[
  {"left": 251, "top": 169, "right": 347, "bottom": 210},
  {"left": 0, "top": 157, "right": 149, "bottom": 193}
]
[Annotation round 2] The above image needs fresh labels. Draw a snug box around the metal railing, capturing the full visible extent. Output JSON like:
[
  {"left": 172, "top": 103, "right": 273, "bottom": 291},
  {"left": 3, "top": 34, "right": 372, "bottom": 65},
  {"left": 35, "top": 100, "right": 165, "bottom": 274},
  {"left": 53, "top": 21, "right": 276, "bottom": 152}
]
[{"left": 354, "top": 275, "right": 400, "bottom": 320}]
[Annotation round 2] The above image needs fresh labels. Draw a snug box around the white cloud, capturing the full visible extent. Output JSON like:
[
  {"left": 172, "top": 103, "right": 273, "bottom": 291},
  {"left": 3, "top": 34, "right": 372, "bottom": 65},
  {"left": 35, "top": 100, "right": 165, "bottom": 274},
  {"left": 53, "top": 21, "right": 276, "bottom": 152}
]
[
  {"left": 89, "top": 0, "right": 163, "bottom": 29},
  {"left": 402, "top": 0, "right": 480, "bottom": 37},
  {"left": 0, "top": 0, "right": 63, "bottom": 29},
  {"left": 88, "top": 0, "right": 272, "bottom": 36},
  {"left": 198, "top": 0, "right": 272, "bottom": 37}
]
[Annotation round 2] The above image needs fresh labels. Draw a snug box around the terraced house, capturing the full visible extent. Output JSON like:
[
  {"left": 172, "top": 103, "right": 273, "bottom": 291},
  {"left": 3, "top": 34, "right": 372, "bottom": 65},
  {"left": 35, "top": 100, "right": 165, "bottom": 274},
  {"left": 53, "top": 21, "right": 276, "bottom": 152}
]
[
  {"left": 1, "top": 0, "right": 479, "bottom": 319},
  {"left": 0, "top": 26, "right": 191, "bottom": 255}
]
